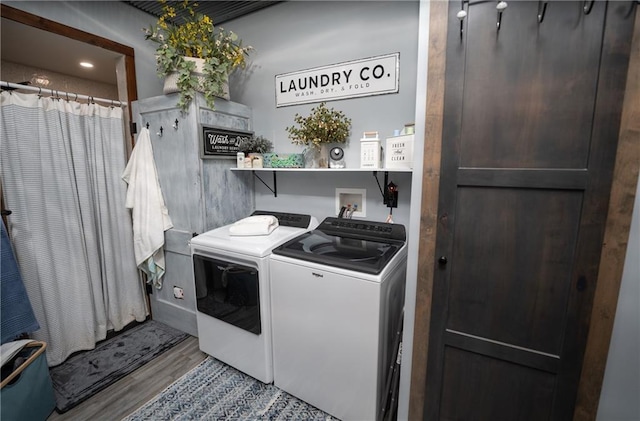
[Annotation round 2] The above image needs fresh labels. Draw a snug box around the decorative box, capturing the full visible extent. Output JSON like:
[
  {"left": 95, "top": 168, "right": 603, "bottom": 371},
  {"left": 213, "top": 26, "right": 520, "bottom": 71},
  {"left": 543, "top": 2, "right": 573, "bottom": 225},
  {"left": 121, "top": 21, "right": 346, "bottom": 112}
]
[
  {"left": 360, "top": 131, "right": 382, "bottom": 169},
  {"left": 263, "top": 153, "right": 305, "bottom": 168},
  {"left": 385, "top": 134, "right": 414, "bottom": 169}
]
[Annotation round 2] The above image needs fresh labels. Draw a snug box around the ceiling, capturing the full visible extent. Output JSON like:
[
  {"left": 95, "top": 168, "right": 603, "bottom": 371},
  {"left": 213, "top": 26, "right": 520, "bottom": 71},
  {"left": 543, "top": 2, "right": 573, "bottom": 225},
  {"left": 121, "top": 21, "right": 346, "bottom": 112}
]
[
  {"left": 1, "top": 1, "right": 280, "bottom": 86},
  {"left": 123, "top": 1, "right": 281, "bottom": 26}
]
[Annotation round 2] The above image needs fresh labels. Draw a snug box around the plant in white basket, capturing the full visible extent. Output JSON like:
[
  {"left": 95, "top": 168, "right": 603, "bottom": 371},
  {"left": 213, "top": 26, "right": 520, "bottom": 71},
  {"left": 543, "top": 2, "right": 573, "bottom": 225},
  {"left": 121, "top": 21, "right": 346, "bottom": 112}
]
[{"left": 143, "top": 0, "right": 253, "bottom": 112}]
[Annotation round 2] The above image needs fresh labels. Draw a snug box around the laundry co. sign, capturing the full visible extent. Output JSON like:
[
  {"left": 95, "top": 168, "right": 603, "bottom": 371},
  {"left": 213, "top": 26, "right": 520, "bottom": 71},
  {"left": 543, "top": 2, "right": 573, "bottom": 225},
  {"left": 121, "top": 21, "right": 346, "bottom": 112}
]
[{"left": 275, "top": 53, "right": 399, "bottom": 107}]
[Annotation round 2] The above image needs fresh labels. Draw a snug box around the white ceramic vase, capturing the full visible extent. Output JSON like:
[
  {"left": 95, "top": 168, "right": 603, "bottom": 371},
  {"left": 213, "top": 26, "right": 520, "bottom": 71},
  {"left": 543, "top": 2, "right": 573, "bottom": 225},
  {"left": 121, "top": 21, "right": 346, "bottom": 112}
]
[{"left": 163, "top": 57, "right": 230, "bottom": 100}]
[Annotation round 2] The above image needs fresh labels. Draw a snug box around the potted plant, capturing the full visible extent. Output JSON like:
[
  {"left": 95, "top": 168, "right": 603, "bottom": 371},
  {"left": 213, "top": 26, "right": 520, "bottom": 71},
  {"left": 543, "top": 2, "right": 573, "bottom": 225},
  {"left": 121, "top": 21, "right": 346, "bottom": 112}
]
[
  {"left": 285, "top": 102, "right": 352, "bottom": 168},
  {"left": 238, "top": 135, "right": 273, "bottom": 168},
  {"left": 143, "top": 0, "right": 253, "bottom": 112}
]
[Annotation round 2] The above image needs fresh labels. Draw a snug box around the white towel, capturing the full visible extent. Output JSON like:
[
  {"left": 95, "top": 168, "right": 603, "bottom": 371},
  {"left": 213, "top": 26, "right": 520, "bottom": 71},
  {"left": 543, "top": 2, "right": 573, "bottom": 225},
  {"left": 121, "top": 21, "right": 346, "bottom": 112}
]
[
  {"left": 229, "top": 215, "right": 279, "bottom": 236},
  {"left": 122, "top": 128, "right": 173, "bottom": 289}
]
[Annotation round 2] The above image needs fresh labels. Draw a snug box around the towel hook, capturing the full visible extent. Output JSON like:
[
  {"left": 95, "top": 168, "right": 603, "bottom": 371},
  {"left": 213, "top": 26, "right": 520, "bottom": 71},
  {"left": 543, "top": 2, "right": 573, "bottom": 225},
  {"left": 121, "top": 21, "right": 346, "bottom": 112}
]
[
  {"left": 497, "top": 1, "right": 508, "bottom": 30},
  {"left": 146, "top": 122, "right": 150, "bottom": 130},
  {"left": 457, "top": 1, "right": 468, "bottom": 40},
  {"left": 173, "top": 119, "right": 179, "bottom": 130},
  {"left": 537, "top": 0, "right": 548, "bottom": 23},
  {"left": 157, "top": 126, "right": 164, "bottom": 137},
  {"left": 583, "top": 0, "right": 595, "bottom": 14}
]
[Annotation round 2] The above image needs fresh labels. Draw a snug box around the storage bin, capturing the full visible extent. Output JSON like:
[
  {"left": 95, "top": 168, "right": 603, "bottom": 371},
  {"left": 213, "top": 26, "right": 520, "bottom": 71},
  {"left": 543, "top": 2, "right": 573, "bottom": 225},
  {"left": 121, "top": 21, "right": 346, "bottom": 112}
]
[
  {"left": 263, "top": 153, "right": 305, "bottom": 168},
  {"left": 1, "top": 341, "right": 56, "bottom": 421}
]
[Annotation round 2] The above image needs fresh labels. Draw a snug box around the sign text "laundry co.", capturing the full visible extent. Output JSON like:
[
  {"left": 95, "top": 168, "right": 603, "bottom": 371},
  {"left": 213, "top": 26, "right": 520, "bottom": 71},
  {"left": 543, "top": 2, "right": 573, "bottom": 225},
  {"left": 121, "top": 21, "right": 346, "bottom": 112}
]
[{"left": 275, "top": 53, "right": 399, "bottom": 107}]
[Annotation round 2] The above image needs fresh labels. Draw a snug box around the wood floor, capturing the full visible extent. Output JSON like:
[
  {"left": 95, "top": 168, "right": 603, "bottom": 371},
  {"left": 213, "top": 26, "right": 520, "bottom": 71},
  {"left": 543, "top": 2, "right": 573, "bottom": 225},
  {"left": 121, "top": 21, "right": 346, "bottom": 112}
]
[{"left": 47, "top": 335, "right": 207, "bottom": 421}]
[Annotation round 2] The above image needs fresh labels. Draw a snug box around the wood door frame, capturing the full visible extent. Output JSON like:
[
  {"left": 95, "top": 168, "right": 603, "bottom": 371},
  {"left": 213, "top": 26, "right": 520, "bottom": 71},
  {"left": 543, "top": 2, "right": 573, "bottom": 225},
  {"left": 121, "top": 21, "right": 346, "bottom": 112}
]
[
  {"left": 0, "top": 4, "right": 138, "bottom": 149},
  {"left": 408, "top": 2, "right": 639, "bottom": 420}
]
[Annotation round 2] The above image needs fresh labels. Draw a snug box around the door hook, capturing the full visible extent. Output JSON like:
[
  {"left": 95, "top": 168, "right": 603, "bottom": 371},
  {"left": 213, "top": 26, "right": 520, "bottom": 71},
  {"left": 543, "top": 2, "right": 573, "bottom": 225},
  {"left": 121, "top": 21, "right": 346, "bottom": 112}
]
[
  {"left": 538, "top": 0, "right": 548, "bottom": 23},
  {"left": 496, "top": 1, "right": 508, "bottom": 30},
  {"left": 583, "top": 0, "right": 595, "bottom": 14},
  {"left": 173, "top": 119, "right": 179, "bottom": 130},
  {"left": 157, "top": 126, "right": 164, "bottom": 137},
  {"left": 457, "top": 1, "right": 468, "bottom": 40}
]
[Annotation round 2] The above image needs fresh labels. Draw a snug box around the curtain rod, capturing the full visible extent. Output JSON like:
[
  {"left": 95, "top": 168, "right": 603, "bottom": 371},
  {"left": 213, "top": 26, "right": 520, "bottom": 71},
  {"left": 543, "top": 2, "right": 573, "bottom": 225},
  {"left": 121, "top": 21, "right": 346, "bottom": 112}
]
[{"left": 0, "top": 81, "right": 126, "bottom": 108}]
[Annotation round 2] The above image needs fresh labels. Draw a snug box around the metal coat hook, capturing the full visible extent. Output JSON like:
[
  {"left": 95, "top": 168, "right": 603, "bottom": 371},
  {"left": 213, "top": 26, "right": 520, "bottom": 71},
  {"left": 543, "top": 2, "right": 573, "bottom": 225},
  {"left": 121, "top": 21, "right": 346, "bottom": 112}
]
[
  {"left": 538, "top": 1, "right": 548, "bottom": 23},
  {"left": 457, "top": 1, "right": 468, "bottom": 40},
  {"left": 146, "top": 122, "right": 150, "bottom": 130},
  {"left": 497, "top": 1, "right": 508, "bottom": 30},
  {"left": 157, "top": 126, "right": 164, "bottom": 137},
  {"left": 173, "top": 119, "right": 179, "bottom": 130},
  {"left": 583, "top": 0, "right": 595, "bottom": 14}
]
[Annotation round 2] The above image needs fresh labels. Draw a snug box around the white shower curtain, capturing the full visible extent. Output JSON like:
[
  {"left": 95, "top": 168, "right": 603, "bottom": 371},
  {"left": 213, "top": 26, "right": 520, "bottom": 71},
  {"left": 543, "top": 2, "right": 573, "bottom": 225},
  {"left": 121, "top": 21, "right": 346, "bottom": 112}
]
[{"left": 0, "top": 91, "right": 148, "bottom": 366}]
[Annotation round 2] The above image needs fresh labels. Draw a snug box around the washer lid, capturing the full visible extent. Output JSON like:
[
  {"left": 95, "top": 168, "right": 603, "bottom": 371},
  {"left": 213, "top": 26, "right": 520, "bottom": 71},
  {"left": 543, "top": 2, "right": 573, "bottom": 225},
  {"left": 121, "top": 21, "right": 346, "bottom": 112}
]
[{"left": 272, "top": 225, "right": 405, "bottom": 275}]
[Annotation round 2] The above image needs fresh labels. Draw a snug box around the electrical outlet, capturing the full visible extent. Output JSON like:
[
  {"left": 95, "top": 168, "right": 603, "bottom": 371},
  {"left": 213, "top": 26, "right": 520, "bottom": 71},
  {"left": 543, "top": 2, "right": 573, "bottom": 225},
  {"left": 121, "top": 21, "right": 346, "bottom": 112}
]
[
  {"left": 335, "top": 188, "right": 366, "bottom": 217},
  {"left": 173, "top": 286, "right": 184, "bottom": 299}
]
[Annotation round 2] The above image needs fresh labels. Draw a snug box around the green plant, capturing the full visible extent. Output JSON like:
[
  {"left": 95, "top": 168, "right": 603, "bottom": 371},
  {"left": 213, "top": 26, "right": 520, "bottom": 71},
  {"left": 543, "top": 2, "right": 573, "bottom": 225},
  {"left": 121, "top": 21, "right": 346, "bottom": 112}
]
[
  {"left": 143, "top": 0, "right": 252, "bottom": 111},
  {"left": 285, "top": 102, "right": 352, "bottom": 149},
  {"left": 238, "top": 135, "right": 273, "bottom": 154}
]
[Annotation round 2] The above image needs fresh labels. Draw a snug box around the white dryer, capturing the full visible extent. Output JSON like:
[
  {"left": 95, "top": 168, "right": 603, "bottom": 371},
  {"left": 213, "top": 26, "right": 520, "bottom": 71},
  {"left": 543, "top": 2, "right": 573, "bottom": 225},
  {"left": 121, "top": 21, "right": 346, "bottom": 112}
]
[
  {"left": 190, "top": 211, "right": 318, "bottom": 383},
  {"left": 270, "top": 217, "right": 407, "bottom": 421}
]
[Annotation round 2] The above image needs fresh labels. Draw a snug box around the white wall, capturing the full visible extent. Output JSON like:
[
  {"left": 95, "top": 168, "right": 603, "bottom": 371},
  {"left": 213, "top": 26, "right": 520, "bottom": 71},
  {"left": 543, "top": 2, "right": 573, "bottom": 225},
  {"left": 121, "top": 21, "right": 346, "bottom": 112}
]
[{"left": 597, "top": 174, "right": 640, "bottom": 421}]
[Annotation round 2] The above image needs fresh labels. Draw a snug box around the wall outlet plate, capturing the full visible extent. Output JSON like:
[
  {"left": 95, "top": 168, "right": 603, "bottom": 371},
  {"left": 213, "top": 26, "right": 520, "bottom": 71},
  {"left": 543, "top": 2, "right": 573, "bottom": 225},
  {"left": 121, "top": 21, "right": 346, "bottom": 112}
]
[{"left": 335, "top": 188, "right": 366, "bottom": 217}]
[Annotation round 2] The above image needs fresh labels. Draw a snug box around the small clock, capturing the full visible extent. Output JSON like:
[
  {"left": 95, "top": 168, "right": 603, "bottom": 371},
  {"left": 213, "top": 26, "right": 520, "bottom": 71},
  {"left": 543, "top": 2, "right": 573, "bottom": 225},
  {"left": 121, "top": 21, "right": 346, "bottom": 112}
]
[{"left": 329, "top": 147, "right": 345, "bottom": 168}]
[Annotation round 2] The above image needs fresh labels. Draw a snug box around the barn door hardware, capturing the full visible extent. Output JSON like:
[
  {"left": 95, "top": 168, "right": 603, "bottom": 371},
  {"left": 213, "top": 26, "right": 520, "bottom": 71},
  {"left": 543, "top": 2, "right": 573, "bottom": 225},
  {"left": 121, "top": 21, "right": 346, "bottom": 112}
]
[
  {"left": 537, "top": 0, "right": 548, "bottom": 23},
  {"left": 496, "top": 1, "right": 508, "bottom": 30},
  {"left": 457, "top": 1, "right": 468, "bottom": 40},
  {"left": 583, "top": 0, "right": 595, "bottom": 14}
]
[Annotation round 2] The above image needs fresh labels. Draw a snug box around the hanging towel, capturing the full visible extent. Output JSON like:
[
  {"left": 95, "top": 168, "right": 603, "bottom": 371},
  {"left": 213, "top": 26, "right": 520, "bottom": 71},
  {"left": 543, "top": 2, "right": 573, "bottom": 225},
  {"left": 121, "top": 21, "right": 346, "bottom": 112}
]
[
  {"left": 1, "top": 220, "right": 40, "bottom": 344},
  {"left": 122, "top": 128, "right": 173, "bottom": 289}
]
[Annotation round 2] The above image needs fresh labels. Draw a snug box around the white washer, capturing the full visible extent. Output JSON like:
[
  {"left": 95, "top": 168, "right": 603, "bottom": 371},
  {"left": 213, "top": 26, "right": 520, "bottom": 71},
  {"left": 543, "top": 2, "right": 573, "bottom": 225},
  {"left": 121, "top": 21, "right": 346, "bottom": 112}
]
[
  {"left": 269, "top": 217, "right": 407, "bottom": 421},
  {"left": 190, "top": 211, "right": 318, "bottom": 384}
]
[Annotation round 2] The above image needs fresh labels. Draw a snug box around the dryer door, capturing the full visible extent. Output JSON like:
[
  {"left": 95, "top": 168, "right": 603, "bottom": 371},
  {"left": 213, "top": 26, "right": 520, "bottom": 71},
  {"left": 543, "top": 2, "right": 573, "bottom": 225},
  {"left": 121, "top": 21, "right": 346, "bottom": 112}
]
[{"left": 193, "top": 253, "right": 261, "bottom": 334}]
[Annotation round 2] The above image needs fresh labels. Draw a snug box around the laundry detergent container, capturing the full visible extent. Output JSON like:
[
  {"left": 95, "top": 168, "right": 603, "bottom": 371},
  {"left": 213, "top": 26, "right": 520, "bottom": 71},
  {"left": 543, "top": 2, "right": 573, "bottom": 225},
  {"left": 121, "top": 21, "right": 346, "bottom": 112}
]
[{"left": 1, "top": 341, "right": 56, "bottom": 420}]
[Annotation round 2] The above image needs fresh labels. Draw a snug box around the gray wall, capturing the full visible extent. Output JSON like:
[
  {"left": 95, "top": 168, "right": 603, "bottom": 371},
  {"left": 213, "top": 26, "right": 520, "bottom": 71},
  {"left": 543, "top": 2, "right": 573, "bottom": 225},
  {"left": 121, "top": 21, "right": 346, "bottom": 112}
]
[
  {"left": 597, "top": 174, "right": 640, "bottom": 421},
  {"left": 223, "top": 1, "right": 420, "bottom": 226}
]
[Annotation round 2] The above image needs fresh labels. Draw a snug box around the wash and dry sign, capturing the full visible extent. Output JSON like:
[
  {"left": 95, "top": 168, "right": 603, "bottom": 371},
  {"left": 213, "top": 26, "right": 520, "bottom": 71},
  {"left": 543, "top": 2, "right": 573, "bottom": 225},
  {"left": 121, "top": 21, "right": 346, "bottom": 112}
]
[
  {"left": 275, "top": 53, "right": 399, "bottom": 107},
  {"left": 201, "top": 126, "right": 253, "bottom": 158}
]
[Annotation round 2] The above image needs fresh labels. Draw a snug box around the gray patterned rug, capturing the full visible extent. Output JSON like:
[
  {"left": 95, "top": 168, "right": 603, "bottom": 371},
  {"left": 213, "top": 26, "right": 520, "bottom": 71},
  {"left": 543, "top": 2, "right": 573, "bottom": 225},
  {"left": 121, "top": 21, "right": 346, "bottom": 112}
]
[
  {"left": 50, "top": 320, "right": 188, "bottom": 413},
  {"left": 122, "top": 357, "right": 339, "bottom": 421}
]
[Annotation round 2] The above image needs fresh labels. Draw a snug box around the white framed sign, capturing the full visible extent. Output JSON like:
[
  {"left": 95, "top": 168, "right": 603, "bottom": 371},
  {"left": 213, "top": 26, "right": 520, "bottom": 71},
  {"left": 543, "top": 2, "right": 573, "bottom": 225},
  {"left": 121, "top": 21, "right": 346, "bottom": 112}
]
[{"left": 275, "top": 53, "right": 399, "bottom": 107}]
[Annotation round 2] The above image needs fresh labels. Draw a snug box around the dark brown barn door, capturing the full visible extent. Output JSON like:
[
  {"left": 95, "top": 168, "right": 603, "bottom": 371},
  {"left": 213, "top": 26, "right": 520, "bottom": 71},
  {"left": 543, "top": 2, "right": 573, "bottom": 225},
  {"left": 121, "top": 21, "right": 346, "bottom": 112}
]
[{"left": 425, "top": 1, "right": 635, "bottom": 420}]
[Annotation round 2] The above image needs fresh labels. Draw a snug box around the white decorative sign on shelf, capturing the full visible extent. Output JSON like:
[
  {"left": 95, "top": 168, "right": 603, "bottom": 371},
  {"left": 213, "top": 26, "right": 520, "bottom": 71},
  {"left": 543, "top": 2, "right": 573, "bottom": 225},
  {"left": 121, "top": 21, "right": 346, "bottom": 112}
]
[{"left": 275, "top": 53, "right": 400, "bottom": 107}]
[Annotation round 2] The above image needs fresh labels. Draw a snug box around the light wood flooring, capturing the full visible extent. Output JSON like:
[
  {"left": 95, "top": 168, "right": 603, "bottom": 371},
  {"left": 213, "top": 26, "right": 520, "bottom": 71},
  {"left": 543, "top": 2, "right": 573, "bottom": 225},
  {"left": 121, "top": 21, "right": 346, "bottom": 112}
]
[{"left": 47, "top": 335, "right": 206, "bottom": 421}]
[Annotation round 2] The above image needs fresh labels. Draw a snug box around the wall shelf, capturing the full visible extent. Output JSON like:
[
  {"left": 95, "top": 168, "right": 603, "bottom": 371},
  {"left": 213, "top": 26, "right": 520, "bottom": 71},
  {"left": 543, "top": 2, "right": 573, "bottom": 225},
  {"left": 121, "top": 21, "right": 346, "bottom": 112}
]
[
  {"left": 230, "top": 167, "right": 413, "bottom": 197},
  {"left": 230, "top": 167, "right": 413, "bottom": 173}
]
